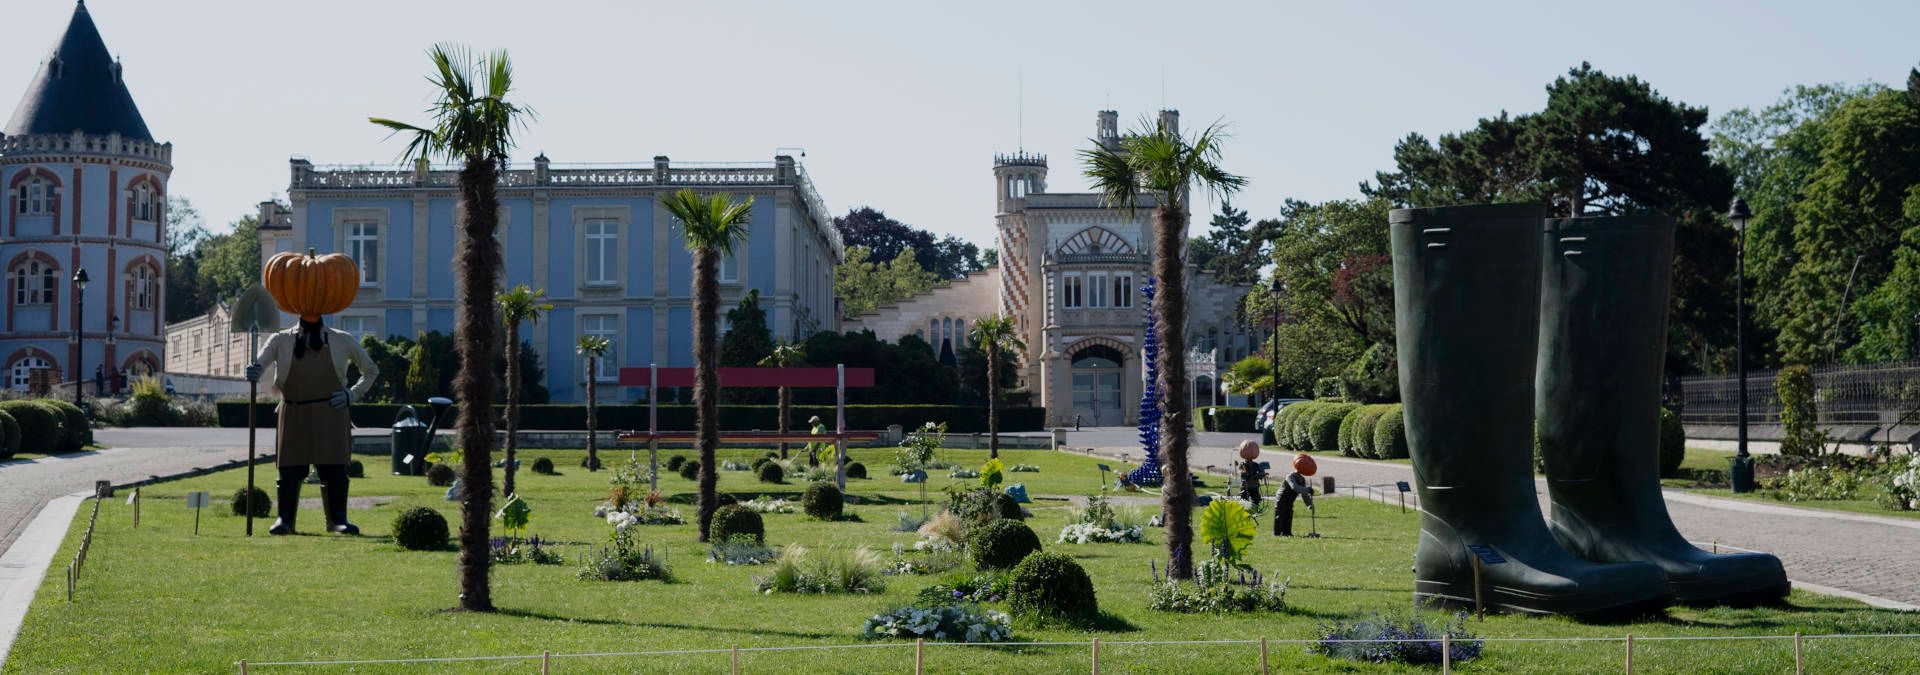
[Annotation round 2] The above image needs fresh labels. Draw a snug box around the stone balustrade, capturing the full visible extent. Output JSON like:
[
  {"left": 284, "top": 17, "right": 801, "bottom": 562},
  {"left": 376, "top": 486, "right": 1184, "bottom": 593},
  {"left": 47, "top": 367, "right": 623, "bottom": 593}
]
[{"left": 0, "top": 130, "right": 173, "bottom": 163}]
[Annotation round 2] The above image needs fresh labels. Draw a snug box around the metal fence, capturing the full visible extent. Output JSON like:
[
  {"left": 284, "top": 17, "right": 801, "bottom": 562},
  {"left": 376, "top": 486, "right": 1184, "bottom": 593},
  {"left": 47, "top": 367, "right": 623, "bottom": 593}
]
[{"left": 1677, "top": 359, "right": 1920, "bottom": 436}]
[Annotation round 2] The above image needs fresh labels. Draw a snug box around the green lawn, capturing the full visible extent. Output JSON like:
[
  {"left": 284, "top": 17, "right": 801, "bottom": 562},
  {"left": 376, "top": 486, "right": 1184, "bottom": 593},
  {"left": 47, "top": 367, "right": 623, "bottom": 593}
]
[{"left": 9, "top": 447, "right": 1920, "bottom": 673}]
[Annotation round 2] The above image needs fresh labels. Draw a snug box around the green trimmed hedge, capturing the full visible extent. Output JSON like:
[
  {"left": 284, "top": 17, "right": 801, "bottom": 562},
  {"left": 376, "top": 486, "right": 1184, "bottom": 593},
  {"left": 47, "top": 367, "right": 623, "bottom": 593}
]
[
  {"left": 1275, "top": 402, "right": 1316, "bottom": 452},
  {"left": 1348, "top": 405, "right": 1395, "bottom": 458},
  {"left": 1373, "top": 406, "right": 1408, "bottom": 459},
  {"left": 0, "top": 410, "right": 18, "bottom": 460},
  {"left": 1659, "top": 408, "right": 1685, "bottom": 477},
  {"left": 1198, "top": 406, "right": 1257, "bottom": 433},
  {"left": 217, "top": 402, "right": 1045, "bottom": 434},
  {"left": 42, "top": 400, "right": 89, "bottom": 453},
  {"left": 1308, "top": 403, "right": 1360, "bottom": 453},
  {"left": 0, "top": 401, "right": 61, "bottom": 453}
]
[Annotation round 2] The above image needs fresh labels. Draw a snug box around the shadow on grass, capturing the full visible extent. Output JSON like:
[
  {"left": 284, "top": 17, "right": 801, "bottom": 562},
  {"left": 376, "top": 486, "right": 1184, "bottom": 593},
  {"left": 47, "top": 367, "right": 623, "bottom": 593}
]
[{"left": 493, "top": 608, "right": 842, "bottom": 640}]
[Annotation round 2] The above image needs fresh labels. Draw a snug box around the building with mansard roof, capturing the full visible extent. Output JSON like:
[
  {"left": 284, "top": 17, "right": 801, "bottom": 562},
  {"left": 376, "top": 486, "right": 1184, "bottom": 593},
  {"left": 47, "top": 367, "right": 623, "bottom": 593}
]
[
  {"left": 845, "top": 110, "right": 1259, "bottom": 427},
  {"left": 0, "top": 1, "right": 170, "bottom": 393}
]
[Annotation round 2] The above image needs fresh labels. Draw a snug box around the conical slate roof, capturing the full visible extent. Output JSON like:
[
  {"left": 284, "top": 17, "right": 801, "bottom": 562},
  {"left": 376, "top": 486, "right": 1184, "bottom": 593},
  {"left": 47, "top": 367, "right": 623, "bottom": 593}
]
[{"left": 4, "top": 2, "right": 153, "bottom": 141}]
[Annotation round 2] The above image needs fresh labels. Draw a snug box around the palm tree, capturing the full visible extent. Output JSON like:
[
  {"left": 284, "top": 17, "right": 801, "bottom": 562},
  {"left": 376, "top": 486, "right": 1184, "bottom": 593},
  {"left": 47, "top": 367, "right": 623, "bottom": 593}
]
[
  {"left": 967, "top": 315, "right": 1023, "bottom": 459},
  {"left": 759, "top": 341, "right": 806, "bottom": 459},
  {"left": 498, "top": 284, "right": 551, "bottom": 497},
  {"left": 577, "top": 335, "right": 612, "bottom": 472},
  {"left": 371, "top": 44, "right": 532, "bottom": 612},
  {"left": 662, "top": 188, "right": 754, "bottom": 543},
  {"left": 1081, "top": 118, "right": 1246, "bottom": 580}
]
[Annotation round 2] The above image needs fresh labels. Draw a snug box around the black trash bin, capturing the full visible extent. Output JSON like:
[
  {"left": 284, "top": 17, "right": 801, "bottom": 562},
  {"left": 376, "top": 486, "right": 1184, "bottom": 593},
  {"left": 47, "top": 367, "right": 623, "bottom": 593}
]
[{"left": 391, "top": 406, "right": 428, "bottom": 476}]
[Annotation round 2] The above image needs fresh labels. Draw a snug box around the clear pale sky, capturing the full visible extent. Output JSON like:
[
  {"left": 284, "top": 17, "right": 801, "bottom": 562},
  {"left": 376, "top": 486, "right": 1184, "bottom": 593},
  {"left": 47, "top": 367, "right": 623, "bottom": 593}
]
[{"left": 3, "top": 0, "right": 1914, "bottom": 245}]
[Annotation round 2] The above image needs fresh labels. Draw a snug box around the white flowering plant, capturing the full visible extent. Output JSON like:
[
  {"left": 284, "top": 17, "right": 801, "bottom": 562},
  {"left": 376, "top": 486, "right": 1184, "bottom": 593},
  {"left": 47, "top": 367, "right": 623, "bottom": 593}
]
[
  {"left": 1880, "top": 454, "right": 1919, "bottom": 511},
  {"left": 741, "top": 495, "right": 798, "bottom": 514},
  {"left": 1056, "top": 490, "right": 1146, "bottom": 544},
  {"left": 862, "top": 605, "right": 1012, "bottom": 643}
]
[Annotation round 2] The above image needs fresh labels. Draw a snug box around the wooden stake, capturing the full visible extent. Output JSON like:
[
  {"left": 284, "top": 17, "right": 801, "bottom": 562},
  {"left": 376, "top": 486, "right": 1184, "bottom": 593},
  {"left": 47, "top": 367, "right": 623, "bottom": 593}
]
[
  {"left": 1794, "top": 632, "right": 1803, "bottom": 674},
  {"left": 542, "top": 650, "right": 551, "bottom": 674},
  {"left": 1624, "top": 633, "right": 1634, "bottom": 674},
  {"left": 914, "top": 637, "right": 924, "bottom": 675},
  {"left": 1471, "top": 555, "right": 1484, "bottom": 620},
  {"left": 1441, "top": 634, "right": 1451, "bottom": 674},
  {"left": 731, "top": 644, "right": 740, "bottom": 675},
  {"left": 1259, "top": 636, "right": 1269, "bottom": 674},
  {"left": 1090, "top": 637, "right": 1100, "bottom": 674},
  {"left": 238, "top": 659, "right": 248, "bottom": 674}
]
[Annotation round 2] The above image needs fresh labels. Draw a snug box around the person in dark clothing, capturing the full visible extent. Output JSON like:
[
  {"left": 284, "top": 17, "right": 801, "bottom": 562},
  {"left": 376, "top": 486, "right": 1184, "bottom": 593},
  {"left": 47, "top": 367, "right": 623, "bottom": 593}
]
[{"left": 1274, "top": 470, "right": 1314, "bottom": 536}]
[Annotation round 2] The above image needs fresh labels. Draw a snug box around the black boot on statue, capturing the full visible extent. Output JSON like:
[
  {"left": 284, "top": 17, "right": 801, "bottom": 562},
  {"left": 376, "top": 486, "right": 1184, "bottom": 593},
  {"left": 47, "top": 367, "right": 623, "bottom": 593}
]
[
  {"left": 269, "top": 465, "right": 306, "bottom": 535},
  {"left": 317, "top": 464, "right": 359, "bottom": 535}
]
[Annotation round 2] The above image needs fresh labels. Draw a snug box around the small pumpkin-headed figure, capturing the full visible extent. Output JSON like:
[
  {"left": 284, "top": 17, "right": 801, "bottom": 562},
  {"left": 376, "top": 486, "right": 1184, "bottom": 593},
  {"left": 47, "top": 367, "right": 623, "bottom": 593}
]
[
  {"left": 245, "top": 249, "right": 379, "bottom": 535},
  {"left": 1274, "top": 452, "right": 1317, "bottom": 537}
]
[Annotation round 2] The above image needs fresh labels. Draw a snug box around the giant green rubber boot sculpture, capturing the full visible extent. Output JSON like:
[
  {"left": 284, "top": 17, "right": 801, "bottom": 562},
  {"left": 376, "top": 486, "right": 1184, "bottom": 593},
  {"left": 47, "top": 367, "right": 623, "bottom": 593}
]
[
  {"left": 1536, "top": 216, "right": 1789, "bottom": 607},
  {"left": 1392, "top": 204, "right": 1673, "bottom": 620}
]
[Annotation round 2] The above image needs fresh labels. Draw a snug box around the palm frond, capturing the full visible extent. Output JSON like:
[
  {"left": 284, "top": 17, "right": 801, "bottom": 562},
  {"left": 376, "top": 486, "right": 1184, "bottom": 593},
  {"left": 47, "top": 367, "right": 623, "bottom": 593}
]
[
  {"left": 372, "top": 43, "right": 532, "bottom": 166},
  {"left": 665, "top": 188, "right": 755, "bottom": 256},
  {"left": 576, "top": 334, "right": 612, "bottom": 357}
]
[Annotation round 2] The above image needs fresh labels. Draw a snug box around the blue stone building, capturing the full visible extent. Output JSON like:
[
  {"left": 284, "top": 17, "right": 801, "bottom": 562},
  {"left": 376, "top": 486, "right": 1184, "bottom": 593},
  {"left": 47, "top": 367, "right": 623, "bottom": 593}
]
[
  {"left": 262, "top": 155, "right": 842, "bottom": 403},
  {"left": 0, "top": 2, "right": 171, "bottom": 392}
]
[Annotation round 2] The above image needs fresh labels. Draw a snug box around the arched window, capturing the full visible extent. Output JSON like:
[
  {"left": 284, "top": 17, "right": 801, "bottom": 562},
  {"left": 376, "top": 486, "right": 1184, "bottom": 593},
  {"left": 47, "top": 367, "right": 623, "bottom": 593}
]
[
  {"left": 131, "top": 183, "right": 155, "bottom": 221},
  {"left": 9, "top": 356, "right": 50, "bottom": 392},
  {"left": 16, "top": 177, "right": 56, "bottom": 215},
  {"left": 132, "top": 265, "right": 156, "bottom": 310},
  {"left": 13, "top": 260, "right": 56, "bottom": 305}
]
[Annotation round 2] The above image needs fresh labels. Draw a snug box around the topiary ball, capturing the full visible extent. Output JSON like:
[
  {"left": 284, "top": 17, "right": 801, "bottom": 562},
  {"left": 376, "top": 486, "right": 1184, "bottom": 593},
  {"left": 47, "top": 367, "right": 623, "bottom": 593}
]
[
  {"left": 0, "top": 410, "right": 19, "bottom": 461},
  {"left": 579, "top": 455, "right": 602, "bottom": 470},
  {"left": 751, "top": 456, "right": 772, "bottom": 472},
  {"left": 802, "top": 481, "right": 843, "bottom": 520},
  {"left": 968, "top": 518, "right": 1042, "bottom": 569},
  {"left": 347, "top": 460, "right": 366, "bottom": 478},
  {"left": 425, "top": 463, "right": 457, "bottom": 487},
  {"left": 993, "top": 490, "right": 1025, "bottom": 520},
  {"left": 678, "top": 459, "right": 701, "bottom": 481},
  {"left": 1658, "top": 408, "right": 1686, "bottom": 478},
  {"left": 710, "top": 504, "right": 765, "bottom": 544},
  {"left": 757, "top": 461, "right": 785, "bottom": 484},
  {"left": 391, "top": 507, "right": 449, "bottom": 551},
  {"left": 667, "top": 455, "right": 687, "bottom": 472},
  {"left": 230, "top": 486, "right": 271, "bottom": 518},
  {"left": 41, "top": 400, "right": 89, "bottom": 452},
  {"left": 1372, "top": 405, "right": 1408, "bottom": 460},
  {"left": 1007, "top": 552, "right": 1098, "bottom": 624},
  {"left": 845, "top": 462, "right": 868, "bottom": 479},
  {"left": 0, "top": 401, "right": 59, "bottom": 453},
  {"left": 532, "top": 457, "right": 556, "bottom": 475}
]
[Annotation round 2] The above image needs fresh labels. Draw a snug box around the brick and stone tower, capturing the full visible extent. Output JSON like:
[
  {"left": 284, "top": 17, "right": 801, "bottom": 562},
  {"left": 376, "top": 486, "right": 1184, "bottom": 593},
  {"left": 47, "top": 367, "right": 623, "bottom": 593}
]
[
  {"left": 992, "top": 150, "right": 1047, "bottom": 341},
  {"left": 0, "top": 1, "right": 171, "bottom": 394}
]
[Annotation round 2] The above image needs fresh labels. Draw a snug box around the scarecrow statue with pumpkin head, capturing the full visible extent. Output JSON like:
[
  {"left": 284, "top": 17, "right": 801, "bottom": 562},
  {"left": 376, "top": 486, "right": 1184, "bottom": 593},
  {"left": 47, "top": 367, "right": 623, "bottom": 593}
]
[{"left": 245, "top": 249, "right": 379, "bottom": 535}]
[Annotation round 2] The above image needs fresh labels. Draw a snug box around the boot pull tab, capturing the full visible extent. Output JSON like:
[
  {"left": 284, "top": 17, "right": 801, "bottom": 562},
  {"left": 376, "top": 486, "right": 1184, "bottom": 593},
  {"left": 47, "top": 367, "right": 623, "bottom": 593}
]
[
  {"left": 1422, "top": 227, "right": 1451, "bottom": 249},
  {"left": 1558, "top": 235, "right": 1586, "bottom": 256}
]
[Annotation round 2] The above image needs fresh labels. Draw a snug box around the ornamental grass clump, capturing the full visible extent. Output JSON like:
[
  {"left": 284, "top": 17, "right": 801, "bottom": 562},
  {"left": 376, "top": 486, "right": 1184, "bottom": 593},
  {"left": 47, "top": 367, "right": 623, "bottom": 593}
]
[
  {"left": 754, "top": 544, "right": 886, "bottom": 594},
  {"left": 862, "top": 605, "right": 1012, "bottom": 643},
  {"left": 1311, "top": 613, "right": 1484, "bottom": 666}
]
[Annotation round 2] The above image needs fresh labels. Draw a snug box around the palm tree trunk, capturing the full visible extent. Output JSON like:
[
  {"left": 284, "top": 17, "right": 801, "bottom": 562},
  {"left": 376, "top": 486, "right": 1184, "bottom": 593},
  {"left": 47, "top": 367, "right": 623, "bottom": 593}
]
[
  {"left": 694, "top": 249, "right": 720, "bottom": 542},
  {"left": 987, "top": 343, "right": 1000, "bottom": 459},
  {"left": 777, "top": 386, "right": 790, "bottom": 459},
  {"left": 503, "top": 324, "right": 519, "bottom": 498},
  {"left": 1154, "top": 202, "right": 1195, "bottom": 580},
  {"left": 453, "top": 157, "right": 503, "bottom": 611},
  {"left": 585, "top": 355, "right": 599, "bottom": 471}
]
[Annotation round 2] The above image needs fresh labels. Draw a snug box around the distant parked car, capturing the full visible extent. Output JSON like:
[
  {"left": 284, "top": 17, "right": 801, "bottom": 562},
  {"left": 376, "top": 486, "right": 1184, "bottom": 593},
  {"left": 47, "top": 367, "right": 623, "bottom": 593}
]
[{"left": 1257, "top": 398, "right": 1309, "bottom": 431}]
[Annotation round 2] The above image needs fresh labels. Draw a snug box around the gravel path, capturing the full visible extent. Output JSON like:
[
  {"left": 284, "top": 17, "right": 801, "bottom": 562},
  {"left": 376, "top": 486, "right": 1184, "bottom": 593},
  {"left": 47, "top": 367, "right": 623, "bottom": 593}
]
[{"left": 1063, "top": 428, "right": 1920, "bottom": 608}]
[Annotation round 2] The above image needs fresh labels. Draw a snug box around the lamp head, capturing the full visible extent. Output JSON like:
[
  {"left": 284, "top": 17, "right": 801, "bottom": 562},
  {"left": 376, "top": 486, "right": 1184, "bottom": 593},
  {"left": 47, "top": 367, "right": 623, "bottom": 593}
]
[
  {"left": 72, "top": 268, "right": 89, "bottom": 290},
  {"left": 1728, "top": 197, "right": 1752, "bottom": 232}
]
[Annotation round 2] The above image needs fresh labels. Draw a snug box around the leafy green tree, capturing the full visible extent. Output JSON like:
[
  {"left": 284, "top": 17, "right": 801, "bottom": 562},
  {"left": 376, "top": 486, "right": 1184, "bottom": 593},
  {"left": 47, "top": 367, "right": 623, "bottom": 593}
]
[
  {"left": 957, "top": 341, "right": 1018, "bottom": 406},
  {"left": 576, "top": 335, "right": 611, "bottom": 471},
  {"left": 1188, "top": 201, "right": 1275, "bottom": 286},
  {"left": 834, "top": 206, "right": 984, "bottom": 279},
  {"left": 663, "top": 188, "right": 754, "bottom": 543},
  {"left": 967, "top": 315, "right": 1023, "bottom": 459},
  {"left": 497, "top": 284, "right": 552, "bottom": 498},
  {"left": 370, "top": 44, "right": 533, "bottom": 613},
  {"left": 1082, "top": 116, "right": 1247, "bottom": 580},
  {"left": 359, "top": 334, "right": 414, "bottom": 403},
  {"left": 1223, "top": 355, "right": 1273, "bottom": 400},
  {"left": 720, "top": 290, "right": 776, "bottom": 404},
  {"left": 404, "top": 333, "right": 441, "bottom": 403},
  {"left": 835, "top": 245, "right": 940, "bottom": 319},
  {"left": 795, "top": 330, "right": 955, "bottom": 405}
]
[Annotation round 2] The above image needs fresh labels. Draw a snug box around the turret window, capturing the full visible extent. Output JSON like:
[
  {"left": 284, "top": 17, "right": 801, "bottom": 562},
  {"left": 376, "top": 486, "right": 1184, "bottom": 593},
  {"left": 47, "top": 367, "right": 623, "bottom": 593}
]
[
  {"left": 131, "top": 265, "right": 156, "bottom": 311},
  {"left": 17, "top": 178, "right": 56, "bottom": 215},
  {"left": 12, "top": 261, "right": 56, "bottom": 306},
  {"left": 130, "top": 183, "right": 155, "bottom": 221}
]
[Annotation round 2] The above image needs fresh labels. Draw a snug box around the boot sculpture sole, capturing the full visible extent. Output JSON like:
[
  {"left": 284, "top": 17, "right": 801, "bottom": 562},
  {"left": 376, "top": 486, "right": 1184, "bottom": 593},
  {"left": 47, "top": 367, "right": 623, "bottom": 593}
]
[
  {"left": 1537, "top": 216, "right": 1789, "bottom": 607},
  {"left": 1391, "top": 204, "right": 1673, "bottom": 621}
]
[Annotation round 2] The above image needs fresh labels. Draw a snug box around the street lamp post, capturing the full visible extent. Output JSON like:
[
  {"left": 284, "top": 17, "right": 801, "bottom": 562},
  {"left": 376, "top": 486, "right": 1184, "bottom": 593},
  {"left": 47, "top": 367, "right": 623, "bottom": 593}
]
[
  {"left": 72, "top": 268, "right": 89, "bottom": 411},
  {"left": 1269, "top": 276, "right": 1281, "bottom": 407},
  {"left": 1728, "top": 199, "right": 1755, "bottom": 493}
]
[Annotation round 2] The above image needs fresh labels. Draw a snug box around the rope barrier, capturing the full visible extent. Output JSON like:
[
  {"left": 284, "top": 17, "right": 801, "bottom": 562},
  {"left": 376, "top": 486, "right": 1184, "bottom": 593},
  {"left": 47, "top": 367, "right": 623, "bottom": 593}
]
[{"left": 237, "top": 632, "right": 1920, "bottom": 668}]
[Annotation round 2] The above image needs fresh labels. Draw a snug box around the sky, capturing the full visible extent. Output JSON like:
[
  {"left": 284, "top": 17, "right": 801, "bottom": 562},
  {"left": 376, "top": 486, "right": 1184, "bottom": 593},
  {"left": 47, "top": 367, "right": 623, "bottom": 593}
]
[{"left": 3, "top": 0, "right": 1916, "bottom": 246}]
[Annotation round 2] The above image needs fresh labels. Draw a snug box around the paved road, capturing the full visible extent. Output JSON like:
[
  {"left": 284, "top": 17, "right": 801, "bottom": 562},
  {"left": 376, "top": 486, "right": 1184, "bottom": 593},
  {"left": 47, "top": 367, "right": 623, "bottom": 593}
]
[
  {"left": 0, "top": 428, "right": 265, "bottom": 558},
  {"left": 1060, "top": 427, "right": 1920, "bottom": 608}
]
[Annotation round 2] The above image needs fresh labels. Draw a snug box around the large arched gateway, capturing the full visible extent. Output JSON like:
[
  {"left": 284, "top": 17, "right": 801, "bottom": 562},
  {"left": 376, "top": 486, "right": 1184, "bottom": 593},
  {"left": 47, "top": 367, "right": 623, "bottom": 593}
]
[{"left": 1069, "top": 343, "right": 1126, "bottom": 426}]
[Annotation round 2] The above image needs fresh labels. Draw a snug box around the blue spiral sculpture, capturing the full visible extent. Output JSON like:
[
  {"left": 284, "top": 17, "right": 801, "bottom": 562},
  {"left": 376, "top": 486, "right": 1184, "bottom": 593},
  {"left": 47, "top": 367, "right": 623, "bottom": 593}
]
[{"left": 1126, "top": 276, "right": 1165, "bottom": 487}]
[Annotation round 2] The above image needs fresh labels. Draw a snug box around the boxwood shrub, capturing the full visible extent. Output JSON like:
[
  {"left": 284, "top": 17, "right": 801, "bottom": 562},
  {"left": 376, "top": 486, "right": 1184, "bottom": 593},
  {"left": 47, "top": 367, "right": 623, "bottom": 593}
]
[
  {"left": 1372, "top": 405, "right": 1408, "bottom": 459},
  {"left": 1309, "top": 403, "right": 1360, "bottom": 453},
  {"left": 392, "top": 507, "right": 449, "bottom": 551},
  {"left": 0, "top": 410, "right": 18, "bottom": 460},
  {"left": 802, "top": 481, "right": 844, "bottom": 520},
  {"left": 1348, "top": 405, "right": 1395, "bottom": 459},
  {"left": 42, "top": 400, "right": 89, "bottom": 452},
  {"left": 0, "top": 401, "right": 60, "bottom": 453},
  {"left": 1007, "top": 552, "right": 1098, "bottom": 624},
  {"left": 1337, "top": 407, "right": 1365, "bottom": 457},
  {"left": 1658, "top": 408, "right": 1685, "bottom": 477},
  {"left": 968, "top": 518, "right": 1042, "bottom": 569},
  {"left": 709, "top": 504, "right": 765, "bottom": 544},
  {"left": 231, "top": 486, "right": 271, "bottom": 518},
  {"left": 1198, "top": 407, "right": 1257, "bottom": 433}
]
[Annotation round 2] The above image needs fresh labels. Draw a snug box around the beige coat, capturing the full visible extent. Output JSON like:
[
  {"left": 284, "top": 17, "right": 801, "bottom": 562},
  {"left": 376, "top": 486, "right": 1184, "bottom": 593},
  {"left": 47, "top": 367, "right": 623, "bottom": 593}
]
[{"left": 253, "top": 326, "right": 378, "bottom": 409}]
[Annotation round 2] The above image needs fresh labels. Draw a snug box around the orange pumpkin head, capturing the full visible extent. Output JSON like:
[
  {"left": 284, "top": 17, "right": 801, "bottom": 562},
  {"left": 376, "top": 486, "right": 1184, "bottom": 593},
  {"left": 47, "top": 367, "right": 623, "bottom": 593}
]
[
  {"left": 1236, "top": 439, "right": 1260, "bottom": 461},
  {"left": 1292, "top": 453, "right": 1318, "bottom": 477},
  {"left": 262, "top": 248, "right": 360, "bottom": 321}
]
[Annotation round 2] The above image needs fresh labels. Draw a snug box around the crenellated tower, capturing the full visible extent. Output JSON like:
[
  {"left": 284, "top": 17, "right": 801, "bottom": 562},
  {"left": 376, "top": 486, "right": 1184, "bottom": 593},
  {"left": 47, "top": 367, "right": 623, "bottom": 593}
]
[
  {"left": 0, "top": 1, "right": 171, "bottom": 394},
  {"left": 992, "top": 150, "right": 1047, "bottom": 338}
]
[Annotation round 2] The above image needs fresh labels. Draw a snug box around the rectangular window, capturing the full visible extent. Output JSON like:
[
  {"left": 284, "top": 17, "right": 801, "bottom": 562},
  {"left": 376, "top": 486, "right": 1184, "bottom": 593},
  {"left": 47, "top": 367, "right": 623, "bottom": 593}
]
[
  {"left": 346, "top": 222, "right": 380, "bottom": 285},
  {"left": 1088, "top": 273, "right": 1108, "bottom": 308},
  {"left": 132, "top": 267, "right": 156, "bottom": 311},
  {"left": 584, "top": 315, "right": 618, "bottom": 381},
  {"left": 720, "top": 251, "right": 740, "bottom": 283},
  {"left": 1113, "top": 273, "right": 1133, "bottom": 308},
  {"left": 13, "top": 263, "right": 54, "bottom": 305},
  {"left": 1062, "top": 274, "right": 1082, "bottom": 309},
  {"left": 338, "top": 316, "right": 378, "bottom": 339},
  {"left": 584, "top": 220, "right": 617, "bottom": 285}
]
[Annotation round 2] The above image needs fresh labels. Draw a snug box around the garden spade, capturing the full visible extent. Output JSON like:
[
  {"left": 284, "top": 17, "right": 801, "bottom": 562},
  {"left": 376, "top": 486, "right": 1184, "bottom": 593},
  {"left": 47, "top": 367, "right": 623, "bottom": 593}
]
[
  {"left": 229, "top": 284, "right": 279, "bottom": 537},
  {"left": 1306, "top": 503, "right": 1321, "bottom": 539}
]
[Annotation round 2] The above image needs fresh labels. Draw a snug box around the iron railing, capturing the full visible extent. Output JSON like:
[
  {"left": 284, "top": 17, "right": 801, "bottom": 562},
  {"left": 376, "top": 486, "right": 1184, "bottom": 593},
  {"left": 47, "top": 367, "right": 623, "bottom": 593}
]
[{"left": 1678, "top": 359, "right": 1920, "bottom": 435}]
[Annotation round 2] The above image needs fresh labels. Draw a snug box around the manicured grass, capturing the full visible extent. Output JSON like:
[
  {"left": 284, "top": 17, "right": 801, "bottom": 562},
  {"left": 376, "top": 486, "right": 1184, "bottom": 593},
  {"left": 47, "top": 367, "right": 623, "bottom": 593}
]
[{"left": 9, "top": 447, "right": 1920, "bottom": 673}]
